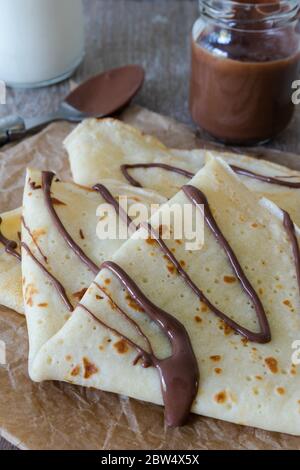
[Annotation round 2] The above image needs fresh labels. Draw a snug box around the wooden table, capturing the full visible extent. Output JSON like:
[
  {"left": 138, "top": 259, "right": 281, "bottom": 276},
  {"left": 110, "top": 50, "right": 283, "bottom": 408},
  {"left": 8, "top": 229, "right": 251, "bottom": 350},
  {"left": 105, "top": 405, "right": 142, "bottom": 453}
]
[{"left": 1, "top": 0, "right": 300, "bottom": 450}]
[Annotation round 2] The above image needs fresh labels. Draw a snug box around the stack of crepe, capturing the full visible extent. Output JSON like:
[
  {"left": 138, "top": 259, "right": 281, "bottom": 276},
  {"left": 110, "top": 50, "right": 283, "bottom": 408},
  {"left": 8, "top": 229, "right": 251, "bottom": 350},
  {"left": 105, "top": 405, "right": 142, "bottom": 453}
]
[{"left": 2, "top": 118, "right": 300, "bottom": 436}]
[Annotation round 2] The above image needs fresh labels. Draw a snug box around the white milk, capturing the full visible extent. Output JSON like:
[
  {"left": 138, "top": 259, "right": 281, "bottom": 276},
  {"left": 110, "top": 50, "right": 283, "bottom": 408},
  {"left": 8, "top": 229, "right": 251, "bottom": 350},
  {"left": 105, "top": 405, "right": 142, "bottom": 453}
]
[{"left": 0, "top": 0, "right": 85, "bottom": 88}]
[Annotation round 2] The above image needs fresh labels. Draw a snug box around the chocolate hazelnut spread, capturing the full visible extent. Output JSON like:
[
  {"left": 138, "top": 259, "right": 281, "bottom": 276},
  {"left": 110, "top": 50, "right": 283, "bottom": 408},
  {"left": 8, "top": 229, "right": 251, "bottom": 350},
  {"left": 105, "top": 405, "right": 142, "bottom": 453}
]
[{"left": 190, "top": 0, "right": 300, "bottom": 144}]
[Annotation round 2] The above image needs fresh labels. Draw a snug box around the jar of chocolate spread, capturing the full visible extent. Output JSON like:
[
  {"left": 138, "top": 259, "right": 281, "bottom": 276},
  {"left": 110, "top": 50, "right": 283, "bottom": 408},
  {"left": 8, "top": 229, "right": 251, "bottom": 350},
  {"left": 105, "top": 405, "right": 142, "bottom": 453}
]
[{"left": 190, "top": 0, "right": 300, "bottom": 145}]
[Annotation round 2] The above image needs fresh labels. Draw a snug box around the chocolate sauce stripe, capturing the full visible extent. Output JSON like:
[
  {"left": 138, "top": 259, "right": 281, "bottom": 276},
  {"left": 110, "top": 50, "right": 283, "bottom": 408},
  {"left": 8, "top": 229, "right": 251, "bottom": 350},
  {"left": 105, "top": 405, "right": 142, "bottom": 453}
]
[
  {"left": 121, "top": 162, "right": 300, "bottom": 189},
  {"left": 182, "top": 185, "right": 271, "bottom": 343},
  {"left": 100, "top": 260, "right": 199, "bottom": 427},
  {"left": 121, "top": 163, "right": 194, "bottom": 188},
  {"left": 93, "top": 281, "right": 153, "bottom": 356},
  {"left": 21, "top": 242, "right": 73, "bottom": 312},
  {"left": 231, "top": 165, "right": 300, "bottom": 188},
  {"left": 42, "top": 171, "right": 99, "bottom": 275},
  {"left": 93, "top": 181, "right": 270, "bottom": 342},
  {"left": 79, "top": 303, "right": 152, "bottom": 368},
  {"left": 21, "top": 216, "right": 48, "bottom": 264},
  {"left": 0, "top": 217, "right": 21, "bottom": 261},
  {"left": 93, "top": 183, "right": 137, "bottom": 232},
  {"left": 283, "top": 211, "right": 300, "bottom": 297}
]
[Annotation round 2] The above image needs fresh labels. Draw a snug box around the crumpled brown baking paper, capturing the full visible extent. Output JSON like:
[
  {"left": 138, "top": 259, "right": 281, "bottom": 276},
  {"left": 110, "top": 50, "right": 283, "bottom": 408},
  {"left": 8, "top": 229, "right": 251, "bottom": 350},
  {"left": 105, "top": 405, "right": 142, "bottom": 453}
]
[{"left": 1, "top": 106, "right": 300, "bottom": 450}]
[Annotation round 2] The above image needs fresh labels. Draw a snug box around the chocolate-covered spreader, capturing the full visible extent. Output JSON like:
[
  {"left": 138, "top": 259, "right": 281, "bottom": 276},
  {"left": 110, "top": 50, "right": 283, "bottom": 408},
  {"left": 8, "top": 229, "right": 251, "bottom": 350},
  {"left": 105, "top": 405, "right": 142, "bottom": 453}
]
[{"left": 190, "top": 0, "right": 300, "bottom": 144}]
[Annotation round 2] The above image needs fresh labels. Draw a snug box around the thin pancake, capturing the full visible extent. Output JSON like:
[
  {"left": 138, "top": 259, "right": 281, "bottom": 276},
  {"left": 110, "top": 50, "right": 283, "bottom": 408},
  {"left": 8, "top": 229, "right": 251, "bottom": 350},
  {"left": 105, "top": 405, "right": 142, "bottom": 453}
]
[
  {"left": 22, "top": 169, "right": 166, "bottom": 367},
  {"left": 64, "top": 118, "right": 205, "bottom": 198},
  {"left": 65, "top": 118, "right": 300, "bottom": 228},
  {"left": 0, "top": 208, "right": 23, "bottom": 314},
  {"left": 31, "top": 158, "right": 300, "bottom": 435}
]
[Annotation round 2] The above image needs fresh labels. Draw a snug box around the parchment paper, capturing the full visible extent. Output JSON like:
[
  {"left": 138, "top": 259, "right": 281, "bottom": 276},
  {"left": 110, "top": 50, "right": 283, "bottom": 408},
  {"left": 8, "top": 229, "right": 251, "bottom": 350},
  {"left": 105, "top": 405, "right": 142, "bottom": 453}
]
[{"left": 1, "top": 106, "right": 300, "bottom": 450}]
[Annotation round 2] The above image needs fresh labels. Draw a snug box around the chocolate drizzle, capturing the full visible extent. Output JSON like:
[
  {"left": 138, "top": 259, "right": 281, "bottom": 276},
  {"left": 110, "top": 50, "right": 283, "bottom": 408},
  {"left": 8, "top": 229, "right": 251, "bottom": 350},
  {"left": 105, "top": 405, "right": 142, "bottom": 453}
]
[
  {"left": 121, "top": 163, "right": 194, "bottom": 188},
  {"left": 79, "top": 303, "right": 152, "bottom": 367},
  {"left": 182, "top": 185, "right": 271, "bottom": 343},
  {"left": 22, "top": 242, "right": 73, "bottom": 312},
  {"left": 121, "top": 162, "right": 300, "bottom": 190},
  {"left": 283, "top": 211, "right": 300, "bottom": 294},
  {"left": 94, "top": 281, "right": 153, "bottom": 353},
  {"left": 87, "top": 282, "right": 153, "bottom": 367},
  {"left": 21, "top": 216, "right": 48, "bottom": 264},
  {"left": 0, "top": 217, "right": 21, "bottom": 261},
  {"left": 99, "top": 260, "right": 199, "bottom": 427},
  {"left": 230, "top": 165, "right": 300, "bottom": 188},
  {"left": 42, "top": 171, "right": 99, "bottom": 275},
  {"left": 93, "top": 183, "right": 136, "bottom": 233}
]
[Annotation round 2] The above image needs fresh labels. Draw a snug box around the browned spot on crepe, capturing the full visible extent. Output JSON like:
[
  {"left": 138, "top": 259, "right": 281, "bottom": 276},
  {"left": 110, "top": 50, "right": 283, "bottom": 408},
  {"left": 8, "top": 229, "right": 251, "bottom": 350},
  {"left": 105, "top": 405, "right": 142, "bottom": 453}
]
[
  {"left": 214, "top": 368, "right": 222, "bottom": 374},
  {"left": 126, "top": 293, "right": 145, "bottom": 312},
  {"left": 73, "top": 288, "right": 88, "bottom": 301},
  {"left": 74, "top": 182, "right": 95, "bottom": 192},
  {"left": 51, "top": 197, "right": 67, "bottom": 206},
  {"left": 167, "top": 264, "right": 176, "bottom": 274},
  {"left": 219, "top": 320, "right": 234, "bottom": 336},
  {"left": 32, "top": 228, "right": 46, "bottom": 241},
  {"left": 114, "top": 339, "right": 129, "bottom": 354},
  {"left": 223, "top": 276, "right": 236, "bottom": 284},
  {"left": 283, "top": 299, "right": 294, "bottom": 311},
  {"left": 108, "top": 299, "right": 117, "bottom": 311},
  {"left": 96, "top": 294, "right": 104, "bottom": 300},
  {"left": 146, "top": 237, "right": 156, "bottom": 246},
  {"left": 38, "top": 302, "right": 48, "bottom": 308},
  {"left": 214, "top": 390, "right": 227, "bottom": 404},
  {"left": 276, "top": 387, "right": 285, "bottom": 395},
  {"left": 210, "top": 355, "right": 221, "bottom": 362},
  {"left": 104, "top": 279, "right": 111, "bottom": 285},
  {"left": 194, "top": 315, "right": 202, "bottom": 323},
  {"left": 79, "top": 229, "right": 85, "bottom": 240},
  {"left": 70, "top": 365, "right": 81, "bottom": 377},
  {"left": 25, "top": 283, "right": 38, "bottom": 307},
  {"left": 65, "top": 355, "right": 72, "bottom": 361},
  {"left": 83, "top": 357, "right": 98, "bottom": 379},
  {"left": 200, "top": 302, "right": 208, "bottom": 313},
  {"left": 265, "top": 357, "right": 278, "bottom": 374}
]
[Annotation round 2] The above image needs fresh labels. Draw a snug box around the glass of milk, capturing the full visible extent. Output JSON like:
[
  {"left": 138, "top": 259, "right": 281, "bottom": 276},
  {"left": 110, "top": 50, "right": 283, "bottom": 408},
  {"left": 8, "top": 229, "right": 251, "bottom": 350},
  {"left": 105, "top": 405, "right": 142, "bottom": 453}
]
[{"left": 0, "top": 0, "right": 85, "bottom": 88}]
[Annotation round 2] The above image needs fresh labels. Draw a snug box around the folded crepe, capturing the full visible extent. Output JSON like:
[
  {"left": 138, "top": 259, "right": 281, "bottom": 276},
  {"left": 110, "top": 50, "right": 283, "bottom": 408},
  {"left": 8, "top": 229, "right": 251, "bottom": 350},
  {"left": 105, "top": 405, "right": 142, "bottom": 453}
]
[
  {"left": 30, "top": 158, "right": 300, "bottom": 435},
  {"left": 65, "top": 118, "right": 300, "bottom": 228},
  {"left": 0, "top": 207, "right": 23, "bottom": 314},
  {"left": 208, "top": 151, "right": 300, "bottom": 228},
  {"left": 21, "top": 169, "right": 165, "bottom": 366},
  {"left": 64, "top": 118, "right": 205, "bottom": 198}
]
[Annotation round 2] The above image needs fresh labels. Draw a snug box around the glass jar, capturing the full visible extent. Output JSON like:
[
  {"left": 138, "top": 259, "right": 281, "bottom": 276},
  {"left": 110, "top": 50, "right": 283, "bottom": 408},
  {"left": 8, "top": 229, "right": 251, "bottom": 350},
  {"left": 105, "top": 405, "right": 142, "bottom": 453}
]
[
  {"left": 0, "top": 0, "right": 85, "bottom": 89},
  {"left": 189, "top": 0, "right": 300, "bottom": 145}
]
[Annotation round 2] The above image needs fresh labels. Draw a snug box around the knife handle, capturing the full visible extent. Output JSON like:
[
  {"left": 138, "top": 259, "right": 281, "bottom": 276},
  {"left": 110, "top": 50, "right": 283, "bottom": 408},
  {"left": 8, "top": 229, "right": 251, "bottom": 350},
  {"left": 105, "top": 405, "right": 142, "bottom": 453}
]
[{"left": 0, "top": 115, "right": 26, "bottom": 146}]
